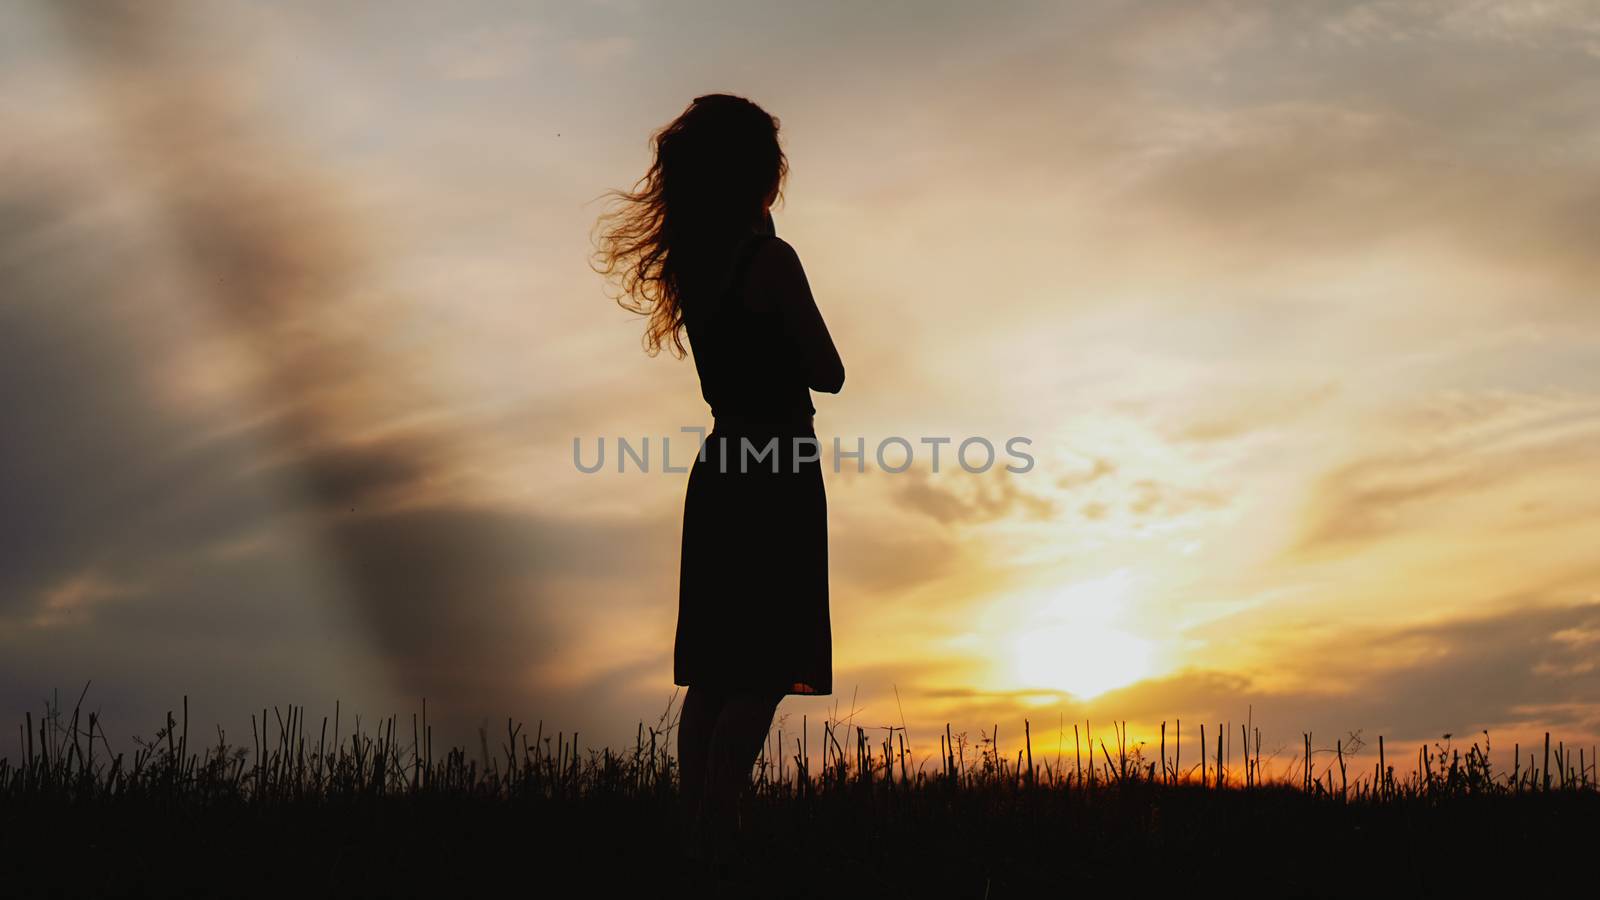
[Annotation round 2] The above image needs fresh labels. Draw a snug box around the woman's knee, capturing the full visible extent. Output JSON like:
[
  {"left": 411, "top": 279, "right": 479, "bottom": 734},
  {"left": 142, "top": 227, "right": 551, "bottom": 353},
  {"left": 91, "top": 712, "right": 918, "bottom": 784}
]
[{"left": 683, "top": 684, "right": 732, "bottom": 726}]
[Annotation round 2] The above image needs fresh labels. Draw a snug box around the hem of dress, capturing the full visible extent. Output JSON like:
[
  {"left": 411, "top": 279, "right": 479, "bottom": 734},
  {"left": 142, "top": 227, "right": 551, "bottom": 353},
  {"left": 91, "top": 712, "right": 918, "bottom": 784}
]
[{"left": 673, "top": 679, "right": 832, "bottom": 696}]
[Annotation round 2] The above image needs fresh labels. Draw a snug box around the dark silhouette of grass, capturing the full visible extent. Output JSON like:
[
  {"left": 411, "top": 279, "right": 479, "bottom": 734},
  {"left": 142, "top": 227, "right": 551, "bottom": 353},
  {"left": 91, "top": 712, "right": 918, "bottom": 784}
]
[{"left": 2, "top": 685, "right": 1595, "bottom": 897}]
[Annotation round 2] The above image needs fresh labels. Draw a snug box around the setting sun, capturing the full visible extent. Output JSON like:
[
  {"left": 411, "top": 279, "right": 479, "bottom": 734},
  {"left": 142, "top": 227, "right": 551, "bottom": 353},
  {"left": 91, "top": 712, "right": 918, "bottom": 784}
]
[
  {"left": 998, "top": 570, "right": 1158, "bottom": 700},
  {"left": 1012, "top": 622, "right": 1154, "bottom": 701}
]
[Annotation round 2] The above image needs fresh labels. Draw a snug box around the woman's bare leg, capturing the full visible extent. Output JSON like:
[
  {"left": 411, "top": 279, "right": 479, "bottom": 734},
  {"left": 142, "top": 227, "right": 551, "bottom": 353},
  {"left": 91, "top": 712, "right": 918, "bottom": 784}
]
[
  {"left": 678, "top": 684, "right": 725, "bottom": 820},
  {"left": 703, "top": 688, "right": 784, "bottom": 827}
]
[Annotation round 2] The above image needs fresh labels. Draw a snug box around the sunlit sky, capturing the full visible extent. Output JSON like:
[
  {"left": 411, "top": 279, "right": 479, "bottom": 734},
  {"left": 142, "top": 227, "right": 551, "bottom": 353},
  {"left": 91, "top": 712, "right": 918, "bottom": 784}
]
[{"left": 4, "top": 0, "right": 1599, "bottom": 770}]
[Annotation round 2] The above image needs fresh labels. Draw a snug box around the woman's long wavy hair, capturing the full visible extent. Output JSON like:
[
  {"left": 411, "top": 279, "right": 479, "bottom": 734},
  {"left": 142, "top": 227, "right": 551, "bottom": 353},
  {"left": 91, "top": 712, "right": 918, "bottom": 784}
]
[{"left": 593, "top": 94, "right": 787, "bottom": 357}]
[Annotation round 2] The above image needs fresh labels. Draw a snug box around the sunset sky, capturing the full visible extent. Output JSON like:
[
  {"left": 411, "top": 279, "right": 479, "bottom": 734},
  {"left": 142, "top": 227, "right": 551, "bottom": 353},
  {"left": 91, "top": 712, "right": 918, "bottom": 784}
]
[{"left": 4, "top": 0, "right": 1599, "bottom": 774}]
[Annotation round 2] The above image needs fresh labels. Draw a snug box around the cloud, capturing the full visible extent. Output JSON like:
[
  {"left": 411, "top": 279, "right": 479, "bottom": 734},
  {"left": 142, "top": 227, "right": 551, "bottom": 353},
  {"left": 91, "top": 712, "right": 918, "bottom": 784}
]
[
  {"left": 0, "top": 2, "right": 618, "bottom": 741},
  {"left": 829, "top": 521, "right": 963, "bottom": 595},
  {"left": 428, "top": 24, "right": 543, "bottom": 81},
  {"left": 1055, "top": 457, "right": 1116, "bottom": 490},
  {"left": 1172, "top": 382, "right": 1341, "bottom": 443},
  {"left": 891, "top": 467, "right": 1056, "bottom": 526},
  {"left": 1292, "top": 389, "right": 1600, "bottom": 553},
  {"left": 1098, "top": 599, "right": 1600, "bottom": 745},
  {"left": 1126, "top": 478, "right": 1227, "bottom": 519},
  {"left": 564, "top": 35, "right": 635, "bottom": 67},
  {"left": 29, "top": 569, "right": 143, "bottom": 628}
]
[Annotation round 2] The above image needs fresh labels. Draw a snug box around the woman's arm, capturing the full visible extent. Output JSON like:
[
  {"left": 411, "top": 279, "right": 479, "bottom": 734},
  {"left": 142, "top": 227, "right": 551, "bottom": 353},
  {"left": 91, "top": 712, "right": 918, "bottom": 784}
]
[{"left": 746, "top": 237, "right": 845, "bottom": 393}]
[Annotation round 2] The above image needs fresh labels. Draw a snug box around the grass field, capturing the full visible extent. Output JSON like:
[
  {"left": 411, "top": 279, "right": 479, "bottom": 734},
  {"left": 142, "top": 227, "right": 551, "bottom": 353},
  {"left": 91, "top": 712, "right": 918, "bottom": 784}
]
[{"left": 3, "top": 689, "right": 1596, "bottom": 898}]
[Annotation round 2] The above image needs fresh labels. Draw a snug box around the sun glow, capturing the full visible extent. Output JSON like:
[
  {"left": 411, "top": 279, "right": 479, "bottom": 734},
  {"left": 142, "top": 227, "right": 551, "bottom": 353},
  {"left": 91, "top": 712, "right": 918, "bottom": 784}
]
[
  {"left": 1012, "top": 623, "right": 1154, "bottom": 700},
  {"left": 1003, "top": 569, "right": 1157, "bottom": 700}
]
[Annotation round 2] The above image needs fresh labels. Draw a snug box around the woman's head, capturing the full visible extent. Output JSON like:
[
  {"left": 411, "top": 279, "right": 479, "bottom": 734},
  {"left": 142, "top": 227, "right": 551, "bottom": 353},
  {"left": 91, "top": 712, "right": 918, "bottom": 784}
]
[{"left": 593, "top": 94, "right": 787, "bottom": 357}]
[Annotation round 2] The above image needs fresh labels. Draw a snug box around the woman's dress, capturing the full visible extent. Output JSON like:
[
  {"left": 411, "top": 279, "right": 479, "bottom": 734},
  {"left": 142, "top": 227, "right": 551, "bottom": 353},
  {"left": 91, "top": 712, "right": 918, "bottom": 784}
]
[{"left": 673, "top": 230, "right": 832, "bottom": 696}]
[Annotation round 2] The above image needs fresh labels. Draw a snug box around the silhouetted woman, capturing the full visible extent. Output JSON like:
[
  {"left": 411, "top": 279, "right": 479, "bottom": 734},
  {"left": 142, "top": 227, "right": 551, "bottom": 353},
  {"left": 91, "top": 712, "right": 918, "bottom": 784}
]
[{"left": 593, "top": 94, "right": 843, "bottom": 840}]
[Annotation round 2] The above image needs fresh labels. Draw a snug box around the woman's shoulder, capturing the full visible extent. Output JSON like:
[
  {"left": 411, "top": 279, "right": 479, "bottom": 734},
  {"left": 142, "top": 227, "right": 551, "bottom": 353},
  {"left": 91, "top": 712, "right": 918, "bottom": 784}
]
[
  {"left": 749, "top": 232, "right": 798, "bottom": 260},
  {"left": 735, "top": 236, "right": 804, "bottom": 316},
  {"left": 745, "top": 234, "right": 806, "bottom": 289}
]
